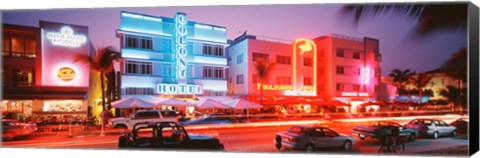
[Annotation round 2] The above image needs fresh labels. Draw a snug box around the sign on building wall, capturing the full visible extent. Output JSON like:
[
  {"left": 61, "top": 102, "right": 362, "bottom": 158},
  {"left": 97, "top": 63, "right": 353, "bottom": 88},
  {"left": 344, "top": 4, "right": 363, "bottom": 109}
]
[
  {"left": 40, "top": 21, "right": 89, "bottom": 87},
  {"left": 286, "top": 38, "right": 317, "bottom": 96},
  {"left": 175, "top": 13, "right": 188, "bottom": 84}
]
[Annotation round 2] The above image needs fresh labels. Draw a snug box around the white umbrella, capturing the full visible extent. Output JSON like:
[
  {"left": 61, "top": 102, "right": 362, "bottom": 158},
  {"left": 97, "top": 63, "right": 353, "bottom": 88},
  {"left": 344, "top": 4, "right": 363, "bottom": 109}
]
[
  {"left": 157, "top": 98, "right": 196, "bottom": 107},
  {"left": 225, "top": 98, "right": 263, "bottom": 109},
  {"left": 111, "top": 97, "right": 156, "bottom": 109},
  {"left": 197, "top": 99, "right": 231, "bottom": 109}
]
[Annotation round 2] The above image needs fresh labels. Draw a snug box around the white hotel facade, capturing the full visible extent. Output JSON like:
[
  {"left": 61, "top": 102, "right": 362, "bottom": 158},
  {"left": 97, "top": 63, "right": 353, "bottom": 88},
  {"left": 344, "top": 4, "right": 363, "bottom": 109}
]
[{"left": 115, "top": 11, "right": 229, "bottom": 100}]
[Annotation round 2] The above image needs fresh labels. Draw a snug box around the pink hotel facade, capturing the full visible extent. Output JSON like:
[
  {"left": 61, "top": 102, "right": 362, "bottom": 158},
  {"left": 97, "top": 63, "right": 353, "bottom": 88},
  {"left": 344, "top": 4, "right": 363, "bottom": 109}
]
[{"left": 227, "top": 33, "right": 382, "bottom": 113}]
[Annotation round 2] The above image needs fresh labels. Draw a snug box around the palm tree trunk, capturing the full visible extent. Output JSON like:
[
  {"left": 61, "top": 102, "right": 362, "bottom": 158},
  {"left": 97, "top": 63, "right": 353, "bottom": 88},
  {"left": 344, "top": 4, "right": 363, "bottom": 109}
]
[
  {"left": 100, "top": 71, "right": 106, "bottom": 112},
  {"left": 260, "top": 81, "right": 264, "bottom": 106}
]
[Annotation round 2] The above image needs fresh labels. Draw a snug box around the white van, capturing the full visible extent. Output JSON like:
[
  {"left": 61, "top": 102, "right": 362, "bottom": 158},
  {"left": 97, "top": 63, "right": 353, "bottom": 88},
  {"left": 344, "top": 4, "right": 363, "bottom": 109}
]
[{"left": 108, "top": 110, "right": 178, "bottom": 131}]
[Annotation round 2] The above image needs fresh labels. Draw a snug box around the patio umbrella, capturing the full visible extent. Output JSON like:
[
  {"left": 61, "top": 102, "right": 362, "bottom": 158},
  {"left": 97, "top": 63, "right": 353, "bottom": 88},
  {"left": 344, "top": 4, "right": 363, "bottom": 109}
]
[
  {"left": 111, "top": 97, "right": 156, "bottom": 109},
  {"left": 157, "top": 98, "right": 196, "bottom": 107},
  {"left": 225, "top": 98, "right": 263, "bottom": 119},
  {"left": 225, "top": 98, "right": 263, "bottom": 109},
  {"left": 197, "top": 99, "right": 231, "bottom": 109}
]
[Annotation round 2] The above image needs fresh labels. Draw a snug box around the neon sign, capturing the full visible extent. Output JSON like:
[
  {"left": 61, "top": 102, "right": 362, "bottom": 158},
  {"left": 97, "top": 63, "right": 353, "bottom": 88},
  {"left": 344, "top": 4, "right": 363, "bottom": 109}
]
[
  {"left": 256, "top": 84, "right": 292, "bottom": 91},
  {"left": 46, "top": 26, "right": 87, "bottom": 48},
  {"left": 175, "top": 13, "right": 188, "bottom": 83},
  {"left": 57, "top": 67, "right": 76, "bottom": 81},
  {"left": 362, "top": 67, "right": 370, "bottom": 84},
  {"left": 341, "top": 92, "right": 369, "bottom": 97},
  {"left": 156, "top": 84, "right": 202, "bottom": 94},
  {"left": 293, "top": 39, "right": 317, "bottom": 95}
]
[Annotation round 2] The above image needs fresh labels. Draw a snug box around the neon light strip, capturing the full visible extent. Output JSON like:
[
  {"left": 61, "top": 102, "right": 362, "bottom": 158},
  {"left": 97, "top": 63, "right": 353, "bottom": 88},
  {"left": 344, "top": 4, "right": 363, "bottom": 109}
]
[
  {"left": 292, "top": 38, "right": 317, "bottom": 95},
  {"left": 194, "top": 24, "right": 213, "bottom": 30},
  {"left": 122, "top": 12, "right": 162, "bottom": 22},
  {"left": 190, "top": 56, "right": 227, "bottom": 65}
]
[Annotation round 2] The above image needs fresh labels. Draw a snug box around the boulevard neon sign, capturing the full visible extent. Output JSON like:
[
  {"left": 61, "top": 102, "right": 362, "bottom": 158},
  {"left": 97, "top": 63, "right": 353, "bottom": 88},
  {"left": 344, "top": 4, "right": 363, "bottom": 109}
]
[
  {"left": 46, "top": 26, "right": 87, "bottom": 48},
  {"left": 156, "top": 84, "right": 202, "bottom": 94},
  {"left": 256, "top": 84, "right": 292, "bottom": 91},
  {"left": 341, "top": 92, "right": 369, "bottom": 97},
  {"left": 175, "top": 13, "right": 188, "bottom": 83}
]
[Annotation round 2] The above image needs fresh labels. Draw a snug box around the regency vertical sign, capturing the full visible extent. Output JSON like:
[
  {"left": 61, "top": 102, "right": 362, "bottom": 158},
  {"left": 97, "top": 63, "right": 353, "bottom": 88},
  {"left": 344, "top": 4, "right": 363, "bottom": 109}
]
[{"left": 175, "top": 13, "right": 188, "bottom": 84}]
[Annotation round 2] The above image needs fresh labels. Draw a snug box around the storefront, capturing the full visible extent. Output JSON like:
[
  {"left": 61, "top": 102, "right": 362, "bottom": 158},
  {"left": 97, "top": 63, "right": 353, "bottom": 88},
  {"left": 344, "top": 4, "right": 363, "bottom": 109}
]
[{"left": 2, "top": 21, "right": 91, "bottom": 122}]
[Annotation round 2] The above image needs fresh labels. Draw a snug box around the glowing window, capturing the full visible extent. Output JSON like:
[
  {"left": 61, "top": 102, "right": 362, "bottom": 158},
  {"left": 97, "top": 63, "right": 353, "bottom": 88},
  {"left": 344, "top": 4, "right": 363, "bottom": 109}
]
[
  {"left": 303, "top": 57, "right": 313, "bottom": 67},
  {"left": 336, "top": 66, "right": 344, "bottom": 75},
  {"left": 303, "top": 77, "right": 313, "bottom": 86},
  {"left": 125, "top": 34, "right": 152, "bottom": 50},
  {"left": 276, "top": 55, "right": 291, "bottom": 65},
  {"left": 252, "top": 52, "right": 269, "bottom": 62}
]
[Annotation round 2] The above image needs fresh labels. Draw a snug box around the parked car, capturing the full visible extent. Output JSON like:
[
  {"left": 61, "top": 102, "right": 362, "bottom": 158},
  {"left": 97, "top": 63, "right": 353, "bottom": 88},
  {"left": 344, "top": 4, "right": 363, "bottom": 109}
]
[
  {"left": 450, "top": 117, "right": 468, "bottom": 132},
  {"left": 118, "top": 121, "right": 224, "bottom": 150},
  {"left": 274, "top": 125, "right": 355, "bottom": 152},
  {"left": 181, "top": 114, "right": 237, "bottom": 125},
  {"left": 353, "top": 121, "right": 419, "bottom": 142},
  {"left": 108, "top": 110, "right": 178, "bottom": 131},
  {"left": 404, "top": 118, "right": 457, "bottom": 139},
  {"left": 2, "top": 119, "right": 38, "bottom": 141}
]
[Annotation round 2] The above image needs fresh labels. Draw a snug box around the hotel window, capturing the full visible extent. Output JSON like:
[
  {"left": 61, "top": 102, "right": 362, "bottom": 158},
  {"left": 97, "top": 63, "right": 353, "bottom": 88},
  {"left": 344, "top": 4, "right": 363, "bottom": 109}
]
[
  {"left": 3, "top": 36, "right": 36, "bottom": 58},
  {"left": 303, "top": 57, "right": 313, "bottom": 67},
  {"left": 236, "top": 75, "right": 244, "bottom": 85},
  {"left": 276, "top": 76, "right": 291, "bottom": 85},
  {"left": 336, "top": 83, "right": 344, "bottom": 91},
  {"left": 13, "top": 69, "right": 34, "bottom": 86},
  {"left": 356, "top": 68, "right": 361, "bottom": 76},
  {"left": 276, "top": 55, "right": 291, "bottom": 65},
  {"left": 336, "top": 66, "right": 344, "bottom": 74},
  {"left": 162, "top": 39, "right": 172, "bottom": 52},
  {"left": 353, "top": 52, "right": 360, "bottom": 59},
  {"left": 303, "top": 77, "right": 313, "bottom": 86},
  {"left": 252, "top": 74, "right": 258, "bottom": 84},
  {"left": 353, "top": 84, "right": 360, "bottom": 91},
  {"left": 203, "top": 66, "right": 224, "bottom": 79},
  {"left": 124, "top": 87, "right": 154, "bottom": 95},
  {"left": 202, "top": 44, "right": 224, "bottom": 56},
  {"left": 162, "top": 64, "right": 172, "bottom": 76},
  {"left": 336, "top": 49, "right": 344, "bottom": 57},
  {"left": 125, "top": 34, "right": 153, "bottom": 50},
  {"left": 237, "top": 54, "right": 244, "bottom": 64},
  {"left": 125, "top": 60, "right": 152, "bottom": 75},
  {"left": 187, "top": 42, "right": 193, "bottom": 54},
  {"left": 187, "top": 65, "right": 194, "bottom": 77},
  {"left": 252, "top": 52, "right": 269, "bottom": 62}
]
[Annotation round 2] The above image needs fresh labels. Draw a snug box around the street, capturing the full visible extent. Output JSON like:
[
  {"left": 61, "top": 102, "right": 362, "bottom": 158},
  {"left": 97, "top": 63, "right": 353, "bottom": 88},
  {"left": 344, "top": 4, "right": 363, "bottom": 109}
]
[{"left": 2, "top": 117, "right": 468, "bottom": 156}]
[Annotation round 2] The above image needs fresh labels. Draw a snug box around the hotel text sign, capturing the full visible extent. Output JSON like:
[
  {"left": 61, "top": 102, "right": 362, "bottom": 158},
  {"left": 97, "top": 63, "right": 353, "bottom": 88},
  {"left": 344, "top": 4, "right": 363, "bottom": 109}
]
[
  {"left": 57, "top": 67, "right": 76, "bottom": 81},
  {"left": 46, "top": 26, "right": 87, "bottom": 48},
  {"left": 341, "top": 92, "right": 369, "bottom": 97},
  {"left": 175, "top": 13, "right": 188, "bottom": 83},
  {"left": 156, "top": 84, "right": 202, "bottom": 94}
]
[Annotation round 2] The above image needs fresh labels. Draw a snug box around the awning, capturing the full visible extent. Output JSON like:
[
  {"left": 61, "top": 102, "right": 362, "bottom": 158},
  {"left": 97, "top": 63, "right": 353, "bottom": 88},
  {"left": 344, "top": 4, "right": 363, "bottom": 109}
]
[{"left": 3, "top": 86, "right": 88, "bottom": 100}]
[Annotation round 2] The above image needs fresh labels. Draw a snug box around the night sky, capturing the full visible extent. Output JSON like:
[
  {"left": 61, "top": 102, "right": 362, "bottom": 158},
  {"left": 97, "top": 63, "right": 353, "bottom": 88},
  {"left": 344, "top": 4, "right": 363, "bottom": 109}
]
[{"left": 1, "top": 4, "right": 467, "bottom": 76}]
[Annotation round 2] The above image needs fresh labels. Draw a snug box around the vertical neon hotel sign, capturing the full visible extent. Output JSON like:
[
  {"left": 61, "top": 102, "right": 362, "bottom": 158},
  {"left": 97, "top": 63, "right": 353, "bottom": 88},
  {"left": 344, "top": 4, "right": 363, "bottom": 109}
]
[{"left": 156, "top": 13, "right": 202, "bottom": 95}]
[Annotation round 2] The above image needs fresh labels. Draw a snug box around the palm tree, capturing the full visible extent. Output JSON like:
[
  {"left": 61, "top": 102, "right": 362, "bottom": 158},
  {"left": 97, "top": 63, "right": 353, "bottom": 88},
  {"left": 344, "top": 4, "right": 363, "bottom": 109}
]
[
  {"left": 389, "top": 68, "right": 416, "bottom": 95},
  {"left": 341, "top": 3, "right": 467, "bottom": 37},
  {"left": 409, "top": 72, "right": 433, "bottom": 103},
  {"left": 75, "top": 46, "right": 122, "bottom": 134},
  {"left": 438, "top": 48, "right": 467, "bottom": 88},
  {"left": 254, "top": 58, "right": 276, "bottom": 106},
  {"left": 440, "top": 85, "right": 466, "bottom": 108}
]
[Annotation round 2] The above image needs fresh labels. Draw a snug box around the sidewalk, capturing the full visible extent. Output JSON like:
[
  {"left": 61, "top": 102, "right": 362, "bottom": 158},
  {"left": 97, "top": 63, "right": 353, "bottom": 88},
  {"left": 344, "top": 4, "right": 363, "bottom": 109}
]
[{"left": 414, "top": 145, "right": 468, "bottom": 156}]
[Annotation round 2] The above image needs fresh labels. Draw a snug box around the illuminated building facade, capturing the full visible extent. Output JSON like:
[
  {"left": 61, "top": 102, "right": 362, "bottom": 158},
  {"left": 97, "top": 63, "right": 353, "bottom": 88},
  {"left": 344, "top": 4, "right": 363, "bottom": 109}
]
[
  {"left": 314, "top": 34, "right": 381, "bottom": 113},
  {"left": 115, "top": 11, "right": 228, "bottom": 101},
  {"left": 2, "top": 22, "right": 91, "bottom": 120},
  {"left": 227, "top": 33, "right": 382, "bottom": 113}
]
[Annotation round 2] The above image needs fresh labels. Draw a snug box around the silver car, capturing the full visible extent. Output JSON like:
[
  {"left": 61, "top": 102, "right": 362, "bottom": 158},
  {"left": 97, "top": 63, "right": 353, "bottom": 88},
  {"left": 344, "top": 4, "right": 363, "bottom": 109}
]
[
  {"left": 404, "top": 118, "right": 457, "bottom": 139},
  {"left": 275, "top": 125, "right": 355, "bottom": 152}
]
